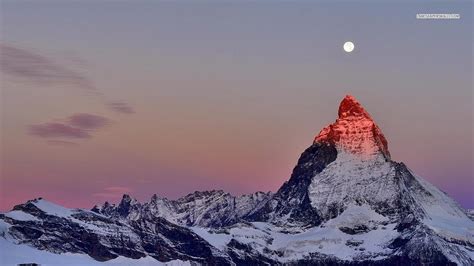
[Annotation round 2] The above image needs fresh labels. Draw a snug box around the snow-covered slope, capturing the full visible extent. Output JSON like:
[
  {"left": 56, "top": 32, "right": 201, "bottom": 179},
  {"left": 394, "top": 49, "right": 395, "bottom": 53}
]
[
  {"left": 1, "top": 198, "right": 232, "bottom": 265},
  {"left": 0, "top": 237, "right": 190, "bottom": 266},
  {"left": 1, "top": 95, "right": 473, "bottom": 265}
]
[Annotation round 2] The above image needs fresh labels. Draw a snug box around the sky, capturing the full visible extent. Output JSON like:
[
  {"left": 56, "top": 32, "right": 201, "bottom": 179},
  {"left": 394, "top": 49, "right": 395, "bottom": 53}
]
[{"left": 0, "top": 1, "right": 472, "bottom": 210}]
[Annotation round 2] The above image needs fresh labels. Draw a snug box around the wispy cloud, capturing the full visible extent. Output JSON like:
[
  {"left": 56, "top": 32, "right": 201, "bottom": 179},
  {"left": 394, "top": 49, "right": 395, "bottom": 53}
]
[
  {"left": 1, "top": 43, "right": 136, "bottom": 115},
  {"left": 28, "top": 123, "right": 91, "bottom": 139},
  {"left": 46, "top": 140, "right": 79, "bottom": 146},
  {"left": 0, "top": 44, "right": 94, "bottom": 90},
  {"left": 93, "top": 186, "right": 134, "bottom": 199},
  {"left": 107, "top": 102, "right": 135, "bottom": 114},
  {"left": 3, "top": 44, "right": 135, "bottom": 143},
  {"left": 28, "top": 113, "right": 110, "bottom": 141},
  {"left": 68, "top": 113, "right": 110, "bottom": 129}
]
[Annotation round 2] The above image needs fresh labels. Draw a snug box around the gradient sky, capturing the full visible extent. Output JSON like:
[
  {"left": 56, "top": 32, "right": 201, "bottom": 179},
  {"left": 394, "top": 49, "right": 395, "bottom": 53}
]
[{"left": 1, "top": 1, "right": 472, "bottom": 210}]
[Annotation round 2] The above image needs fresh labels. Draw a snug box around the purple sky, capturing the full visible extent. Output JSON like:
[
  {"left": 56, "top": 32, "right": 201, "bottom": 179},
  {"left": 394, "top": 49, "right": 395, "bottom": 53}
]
[{"left": 1, "top": 1, "right": 472, "bottom": 210}]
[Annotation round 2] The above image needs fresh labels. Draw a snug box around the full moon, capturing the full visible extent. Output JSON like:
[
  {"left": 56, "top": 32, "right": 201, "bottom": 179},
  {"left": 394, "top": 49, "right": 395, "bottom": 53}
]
[{"left": 343, "top": 41, "right": 355, "bottom": 53}]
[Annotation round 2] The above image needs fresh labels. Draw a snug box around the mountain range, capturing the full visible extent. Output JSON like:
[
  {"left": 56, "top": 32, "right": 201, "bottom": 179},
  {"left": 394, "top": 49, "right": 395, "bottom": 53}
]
[{"left": 1, "top": 95, "right": 473, "bottom": 265}]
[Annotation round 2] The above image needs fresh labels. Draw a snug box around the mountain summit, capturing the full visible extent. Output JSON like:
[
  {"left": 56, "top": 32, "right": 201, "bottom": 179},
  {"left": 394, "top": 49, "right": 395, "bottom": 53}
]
[
  {"left": 338, "top": 95, "right": 371, "bottom": 118},
  {"left": 315, "top": 95, "right": 390, "bottom": 159},
  {"left": 1, "top": 95, "right": 473, "bottom": 265}
]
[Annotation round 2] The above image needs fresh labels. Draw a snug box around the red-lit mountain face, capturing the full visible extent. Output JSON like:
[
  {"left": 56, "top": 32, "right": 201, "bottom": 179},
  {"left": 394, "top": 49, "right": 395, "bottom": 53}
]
[
  {"left": 1, "top": 95, "right": 473, "bottom": 265},
  {"left": 315, "top": 95, "right": 390, "bottom": 160}
]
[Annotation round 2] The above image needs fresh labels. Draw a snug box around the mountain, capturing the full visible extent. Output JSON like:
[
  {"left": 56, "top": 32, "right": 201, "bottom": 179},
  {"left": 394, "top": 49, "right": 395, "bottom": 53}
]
[
  {"left": 468, "top": 209, "right": 474, "bottom": 220},
  {"left": 1, "top": 95, "right": 473, "bottom": 265},
  {"left": 91, "top": 190, "right": 273, "bottom": 228},
  {"left": 0, "top": 198, "right": 232, "bottom": 264}
]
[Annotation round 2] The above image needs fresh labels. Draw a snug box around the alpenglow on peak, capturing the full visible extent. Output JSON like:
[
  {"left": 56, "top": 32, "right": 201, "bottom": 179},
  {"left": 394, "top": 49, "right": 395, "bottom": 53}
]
[{"left": 314, "top": 95, "right": 390, "bottom": 159}]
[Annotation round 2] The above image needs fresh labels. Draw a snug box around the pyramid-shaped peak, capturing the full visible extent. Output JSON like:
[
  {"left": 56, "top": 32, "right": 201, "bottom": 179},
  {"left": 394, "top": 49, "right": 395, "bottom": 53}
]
[
  {"left": 338, "top": 95, "right": 371, "bottom": 119},
  {"left": 315, "top": 95, "right": 390, "bottom": 159}
]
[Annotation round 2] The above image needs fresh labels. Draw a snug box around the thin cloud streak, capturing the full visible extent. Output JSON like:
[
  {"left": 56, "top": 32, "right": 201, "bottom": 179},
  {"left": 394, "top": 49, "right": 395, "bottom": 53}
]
[
  {"left": 28, "top": 113, "right": 110, "bottom": 140},
  {"left": 28, "top": 123, "right": 91, "bottom": 139},
  {"left": 68, "top": 113, "right": 110, "bottom": 129},
  {"left": 0, "top": 43, "right": 95, "bottom": 90},
  {"left": 107, "top": 102, "right": 135, "bottom": 114},
  {"left": 46, "top": 140, "right": 79, "bottom": 146},
  {"left": 1, "top": 43, "right": 136, "bottom": 115},
  {"left": 93, "top": 186, "right": 134, "bottom": 199}
]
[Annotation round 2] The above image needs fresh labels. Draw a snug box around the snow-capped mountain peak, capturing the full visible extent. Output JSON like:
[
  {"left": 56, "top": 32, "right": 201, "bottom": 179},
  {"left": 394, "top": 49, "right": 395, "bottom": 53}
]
[
  {"left": 315, "top": 95, "right": 390, "bottom": 160},
  {"left": 337, "top": 94, "right": 371, "bottom": 119}
]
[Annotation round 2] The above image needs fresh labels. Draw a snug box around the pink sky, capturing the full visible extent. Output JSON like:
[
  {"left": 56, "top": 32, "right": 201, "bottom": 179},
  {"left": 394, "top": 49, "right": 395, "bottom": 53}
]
[{"left": 1, "top": 2, "right": 472, "bottom": 210}]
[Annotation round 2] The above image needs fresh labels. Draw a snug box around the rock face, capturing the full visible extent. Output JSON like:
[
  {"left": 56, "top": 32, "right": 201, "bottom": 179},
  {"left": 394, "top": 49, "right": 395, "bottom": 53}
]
[
  {"left": 1, "top": 95, "right": 473, "bottom": 265},
  {"left": 246, "top": 143, "right": 338, "bottom": 226},
  {"left": 1, "top": 199, "right": 232, "bottom": 264},
  {"left": 92, "top": 190, "right": 273, "bottom": 228}
]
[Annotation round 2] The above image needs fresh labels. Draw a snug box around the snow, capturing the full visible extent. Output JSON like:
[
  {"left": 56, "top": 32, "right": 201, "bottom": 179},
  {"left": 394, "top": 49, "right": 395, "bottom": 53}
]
[
  {"left": 190, "top": 227, "right": 232, "bottom": 250},
  {"left": 147, "top": 197, "right": 179, "bottom": 224},
  {"left": 96, "top": 190, "right": 272, "bottom": 229},
  {"left": 0, "top": 238, "right": 191, "bottom": 266},
  {"left": 270, "top": 223, "right": 397, "bottom": 261},
  {"left": 408, "top": 170, "right": 474, "bottom": 245},
  {"left": 33, "top": 199, "right": 74, "bottom": 217},
  {"left": 323, "top": 204, "right": 389, "bottom": 228},
  {"left": 4, "top": 210, "right": 39, "bottom": 222},
  {"left": 308, "top": 149, "right": 398, "bottom": 220},
  {"left": 0, "top": 220, "right": 11, "bottom": 237},
  {"left": 467, "top": 209, "right": 474, "bottom": 220},
  {"left": 192, "top": 205, "right": 400, "bottom": 262},
  {"left": 2, "top": 199, "right": 141, "bottom": 244},
  {"left": 267, "top": 205, "right": 398, "bottom": 261}
]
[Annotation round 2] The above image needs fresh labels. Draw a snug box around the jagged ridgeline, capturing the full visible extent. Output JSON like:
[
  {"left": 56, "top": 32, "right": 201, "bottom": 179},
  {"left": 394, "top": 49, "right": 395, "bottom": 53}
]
[{"left": 2, "top": 95, "right": 473, "bottom": 265}]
